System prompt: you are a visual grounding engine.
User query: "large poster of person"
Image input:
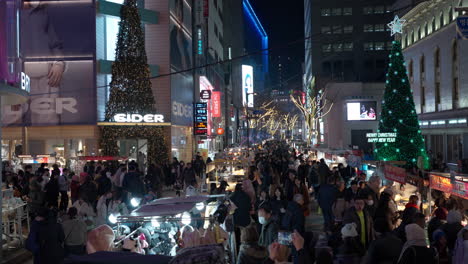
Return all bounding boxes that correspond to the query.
[242,65,254,107]
[2,0,96,126]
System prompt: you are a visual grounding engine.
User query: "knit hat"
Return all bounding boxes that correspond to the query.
[434,207,448,220]
[341,223,358,238]
[447,210,462,224]
[405,223,426,242]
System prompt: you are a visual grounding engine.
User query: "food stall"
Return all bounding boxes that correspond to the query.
[113,195,234,263]
[75,156,128,173]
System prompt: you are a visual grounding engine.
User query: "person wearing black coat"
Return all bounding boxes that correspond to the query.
[45,172,60,208]
[181,163,197,188]
[283,194,305,236]
[284,170,296,201]
[365,218,403,264]
[230,184,252,227]
[122,165,145,198]
[96,171,112,197]
[317,177,338,230]
[37,210,65,264]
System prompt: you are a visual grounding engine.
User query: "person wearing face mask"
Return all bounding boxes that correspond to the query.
[96,191,114,226]
[344,195,375,249]
[358,175,380,218]
[258,203,278,248]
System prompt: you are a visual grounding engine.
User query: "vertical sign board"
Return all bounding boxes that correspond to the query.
[212,91,221,117]
[456,16,468,40]
[194,102,208,135]
[242,65,254,107]
[384,164,406,184]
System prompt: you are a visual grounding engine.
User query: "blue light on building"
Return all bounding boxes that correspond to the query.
[242,0,268,73]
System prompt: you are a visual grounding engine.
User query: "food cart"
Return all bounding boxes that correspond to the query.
[113,195,235,263]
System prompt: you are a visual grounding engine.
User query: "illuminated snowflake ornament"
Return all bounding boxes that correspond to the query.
[387,15,406,36]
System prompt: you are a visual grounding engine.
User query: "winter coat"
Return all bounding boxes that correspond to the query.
[61,218,87,246]
[428,217,446,244]
[397,245,438,264]
[365,232,403,264]
[236,243,268,264]
[96,175,112,197]
[284,178,295,201]
[317,183,338,209]
[335,238,364,264]
[70,180,80,201]
[182,168,197,187]
[283,201,305,235]
[230,190,252,227]
[441,222,463,251]
[318,163,330,184]
[78,180,98,204]
[343,207,375,248]
[122,171,145,197]
[258,218,278,248]
[28,178,44,214]
[37,218,65,264]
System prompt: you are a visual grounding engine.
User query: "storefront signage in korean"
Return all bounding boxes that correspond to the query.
[430,174,468,199]
[366,132,397,143]
[194,102,208,135]
[212,91,221,117]
[384,164,406,184]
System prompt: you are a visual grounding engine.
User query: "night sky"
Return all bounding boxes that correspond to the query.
[250,0,305,87]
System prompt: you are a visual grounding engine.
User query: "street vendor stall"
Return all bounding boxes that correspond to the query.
[113,195,234,263]
[75,156,128,173]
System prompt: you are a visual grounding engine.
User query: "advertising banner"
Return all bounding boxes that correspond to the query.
[346,101,377,121]
[212,91,221,117]
[170,0,193,127]
[242,65,254,107]
[384,164,406,184]
[456,16,468,40]
[2,0,96,126]
[430,174,468,200]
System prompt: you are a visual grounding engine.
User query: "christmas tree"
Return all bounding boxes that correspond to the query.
[100,0,168,164]
[375,40,428,168]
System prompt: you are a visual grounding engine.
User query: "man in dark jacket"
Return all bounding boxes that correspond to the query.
[344,195,375,248]
[78,175,97,205]
[181,163,197,188]
[258,203,278,248]
[23,164,34,196]
[283,194,305,236]
[318,159,330,184]
[365,217,403,264]
[122,165,145,198]
[284,170,296,201]
[230,184,252,227]
[297,160,309,182]
[317,177,338,230]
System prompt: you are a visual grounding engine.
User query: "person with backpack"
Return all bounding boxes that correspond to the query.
[397,223,438,264]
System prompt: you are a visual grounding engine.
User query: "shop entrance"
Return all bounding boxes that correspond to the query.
[118,139,148,172]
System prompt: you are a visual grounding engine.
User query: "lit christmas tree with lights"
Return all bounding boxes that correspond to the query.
[100,0,167,164]
[375,16,428,168]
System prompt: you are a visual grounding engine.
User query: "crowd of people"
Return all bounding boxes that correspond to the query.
[3,141,468,264]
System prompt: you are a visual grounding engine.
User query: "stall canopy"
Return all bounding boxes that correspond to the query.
[78,156,128,161]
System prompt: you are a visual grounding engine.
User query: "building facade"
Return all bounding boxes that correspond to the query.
[402,0,468,164]
[304,0,396,84]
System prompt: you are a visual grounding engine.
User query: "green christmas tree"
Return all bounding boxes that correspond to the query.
[375,40,429,168]
[100,0,168,164]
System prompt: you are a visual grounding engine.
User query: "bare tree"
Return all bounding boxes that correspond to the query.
[290,77,334,146]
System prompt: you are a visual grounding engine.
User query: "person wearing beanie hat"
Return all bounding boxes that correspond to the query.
[431,229,450,264]
[397,223,438,264]
[428,207,448,244]
[336,223,365,263]
[441,210,464,252]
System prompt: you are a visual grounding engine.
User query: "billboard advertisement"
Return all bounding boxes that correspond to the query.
[2,0,96,126]
[346,101,377,121]
[212,91,221,117]
[200,76,213,135]
[0,0,18,84]
[170,0,193,127]
[242,65,254,107]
